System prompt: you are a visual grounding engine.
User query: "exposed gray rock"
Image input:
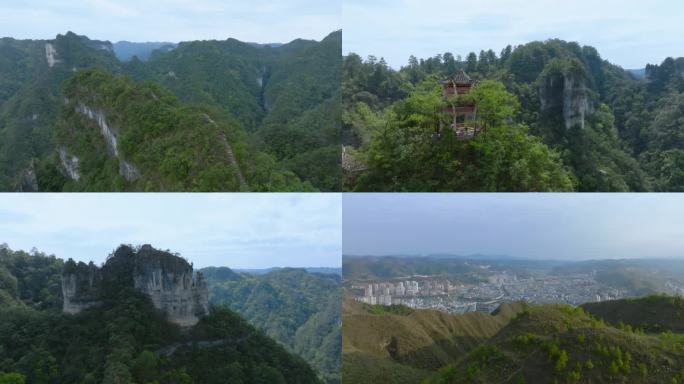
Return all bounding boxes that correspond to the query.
[58,147,81,181]
[562,75,592,130]
[119,160,140,182]
[75,103,119,156]
[539,71,593,130]
[73,102,141,181]
[62,245,209,327]
[16,162,38,192]
[45,43,61,68]
[201,113,248,190]
[62,261,103,314]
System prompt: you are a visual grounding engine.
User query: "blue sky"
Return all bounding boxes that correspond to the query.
[344,0,684,69]
[0,0,340,43]
[343,194,684,260]
[0,194,342,268]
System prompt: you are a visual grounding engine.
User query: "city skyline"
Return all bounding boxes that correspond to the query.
[344,0,684,69]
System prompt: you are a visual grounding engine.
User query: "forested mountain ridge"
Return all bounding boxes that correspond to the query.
[202,266,342,384]
[343,39,683,191]
[0,244,322,384]
[342,294,684,384]
[0,30,341,191]
[342,296,527,384]
[425,298,684,383]
[0,244,63,309]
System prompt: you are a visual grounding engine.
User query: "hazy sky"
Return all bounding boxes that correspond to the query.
[0,194,341,268]
[344,0,684,69]
[343,194,684,260]
[0,0,340,43]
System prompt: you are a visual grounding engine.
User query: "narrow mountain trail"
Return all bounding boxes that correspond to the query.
[201,113,249,191]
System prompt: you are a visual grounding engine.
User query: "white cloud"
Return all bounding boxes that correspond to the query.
[0,0,340,43]
[0,193,342,268]
[344,0,684,69]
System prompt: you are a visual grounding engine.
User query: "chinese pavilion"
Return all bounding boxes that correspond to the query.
[441,70,480,139]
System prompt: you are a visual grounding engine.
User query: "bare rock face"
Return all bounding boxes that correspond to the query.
[62,261,103,314]
[15,161,39,192]
[71,102,140,182]
[132,245,209,327]
[75,102,119,156]
[58,147,81,181]
[45,43,62,68]
[62,245,209,327]
[539,62,594,130]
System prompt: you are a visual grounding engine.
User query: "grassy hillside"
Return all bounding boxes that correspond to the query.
[426,303,684,383]
[345,293,684,383]
[342,297,527,384]
[583,295,684,333]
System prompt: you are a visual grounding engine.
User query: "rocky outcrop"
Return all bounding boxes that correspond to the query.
[119,160,140,182]
[539,59,594,130]
[201,113,248,190]
[58,147,81,181]
[45,43,61,68]
[131,245,209,327]
[15,161,39,192]
[62,261,103,314]
[75,102,119,156]
[72,102,140,182]
[62,245,209,326]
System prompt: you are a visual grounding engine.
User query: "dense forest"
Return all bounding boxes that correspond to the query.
[0,244,322,383]
[343,40,684,191]
[201,267,342,384]
[0,30,341,191]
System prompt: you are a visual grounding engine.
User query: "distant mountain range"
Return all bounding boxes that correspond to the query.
[112,41,177,61]
[627,67,646,79]
[201,266,341,384]
[233,266,342,275]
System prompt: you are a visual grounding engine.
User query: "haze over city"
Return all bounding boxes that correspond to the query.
[343,193,684,260]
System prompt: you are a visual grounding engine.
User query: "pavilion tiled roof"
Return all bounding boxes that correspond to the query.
[444,70,476,85]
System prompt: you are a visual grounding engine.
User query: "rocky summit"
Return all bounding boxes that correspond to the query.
[62,244,209,326]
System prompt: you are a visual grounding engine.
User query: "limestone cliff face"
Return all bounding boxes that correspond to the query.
[131,245,209,326]
[62,261,103,314]
[62,245,209,326]
[16,161,39,192]
[70,102,141,182]
[539,59,594,130]
[58,147,81,181]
